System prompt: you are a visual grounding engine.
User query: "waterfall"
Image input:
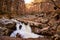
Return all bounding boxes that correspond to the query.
[10,19,44,38]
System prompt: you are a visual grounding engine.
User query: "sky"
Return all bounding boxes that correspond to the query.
[24,0,34,4]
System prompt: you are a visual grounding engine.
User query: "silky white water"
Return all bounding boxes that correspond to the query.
[10,19,44,38]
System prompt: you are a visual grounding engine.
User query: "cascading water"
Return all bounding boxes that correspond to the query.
[10,19,44,38]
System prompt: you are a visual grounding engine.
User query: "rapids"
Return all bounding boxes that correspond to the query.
[10,19,44,38]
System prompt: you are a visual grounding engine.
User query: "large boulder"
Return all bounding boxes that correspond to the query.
[0,18,16,36]
[0,18,16,29]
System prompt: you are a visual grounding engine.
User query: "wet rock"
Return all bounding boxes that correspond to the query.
[0,27,8,36]
[0,18,16,36]
[0,18,16,29]
[32,27,41,33]
[37,18,49,24]
[0,27,6,36]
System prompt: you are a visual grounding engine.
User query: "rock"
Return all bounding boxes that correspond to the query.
[52,34,60,40]
[0,36,23,40]
[0,27,8,36]
[35,12,46,17]
[0,36,51,40]
[32,27,41,33]
[37,18,49,24]
[0,18,16,29]
[25,38,34,40]
[0,27,6,36]
[0,18,16,36]
[57,25,60,34]
[48,19,56,26]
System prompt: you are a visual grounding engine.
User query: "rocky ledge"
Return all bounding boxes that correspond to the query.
[0,36,51,40]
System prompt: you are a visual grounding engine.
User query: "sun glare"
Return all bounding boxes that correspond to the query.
[24,0,34,4]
